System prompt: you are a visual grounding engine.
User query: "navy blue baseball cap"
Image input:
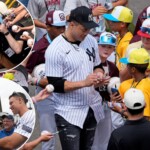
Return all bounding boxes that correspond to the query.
[68,6,98,29]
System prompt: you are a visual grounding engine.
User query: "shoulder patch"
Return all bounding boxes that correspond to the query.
[22,125,32,133]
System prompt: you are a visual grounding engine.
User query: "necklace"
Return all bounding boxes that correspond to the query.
[130,79,143,88]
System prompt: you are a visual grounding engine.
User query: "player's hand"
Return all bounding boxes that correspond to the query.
[83,73,99,87]
[39,132,53,142]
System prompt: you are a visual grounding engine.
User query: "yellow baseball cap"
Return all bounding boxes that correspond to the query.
[120,48,150,64]
[103,6,133,23]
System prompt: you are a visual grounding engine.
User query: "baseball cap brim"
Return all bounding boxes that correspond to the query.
[81,21,99,29]
[137,30,150,38]
[51,22,66,27]
[2,115,14,120]
[103,14,120,22]
[119,57,129,64]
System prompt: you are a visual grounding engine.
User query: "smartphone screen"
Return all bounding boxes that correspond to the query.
[111,88,119,95]
[0,16,3,24]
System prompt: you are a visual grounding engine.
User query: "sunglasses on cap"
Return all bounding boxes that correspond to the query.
[98,34,116,46]
[140,27,150,34]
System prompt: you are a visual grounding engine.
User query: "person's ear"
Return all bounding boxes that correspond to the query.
[131,67,136,73]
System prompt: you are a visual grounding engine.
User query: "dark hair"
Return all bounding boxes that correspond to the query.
[127,107,145,115]
[9,92,28,104]
[128,63,149,73]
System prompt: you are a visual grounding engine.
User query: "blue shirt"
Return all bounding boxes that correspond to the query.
[0,128,14,138]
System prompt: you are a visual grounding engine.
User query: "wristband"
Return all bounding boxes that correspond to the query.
[4,31,10,36]
[32,97,37,104]
[36,78,41,86]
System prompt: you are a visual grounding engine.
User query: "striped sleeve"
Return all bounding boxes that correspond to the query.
[14,110,35,138]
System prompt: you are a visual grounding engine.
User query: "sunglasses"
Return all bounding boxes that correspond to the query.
[99,35,116,45]
[140,27,150,35]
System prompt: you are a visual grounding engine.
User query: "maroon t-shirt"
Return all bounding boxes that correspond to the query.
[96,60,119,101]
[26,34,49,73]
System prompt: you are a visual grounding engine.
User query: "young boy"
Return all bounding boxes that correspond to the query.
[103,6,133,70]
[92,32,120,150]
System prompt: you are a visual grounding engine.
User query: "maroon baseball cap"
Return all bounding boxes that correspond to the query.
[46,10,66,26]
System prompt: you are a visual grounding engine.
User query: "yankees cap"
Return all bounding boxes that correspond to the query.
[68,6,98,29]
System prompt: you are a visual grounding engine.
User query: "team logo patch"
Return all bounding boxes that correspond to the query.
[59,13,65,21]
[22,125,32,133]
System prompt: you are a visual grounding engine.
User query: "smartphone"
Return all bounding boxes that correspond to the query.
[0,16,3,24]
[111,88,120,95]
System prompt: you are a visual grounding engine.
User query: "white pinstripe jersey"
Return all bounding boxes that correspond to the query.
[14,110,35,138]
[45,34,104,128]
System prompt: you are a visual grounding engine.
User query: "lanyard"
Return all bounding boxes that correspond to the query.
[46,33,52,44]
[130,79,142,88]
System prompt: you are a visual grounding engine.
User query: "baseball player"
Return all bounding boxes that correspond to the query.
[0,92,35,149]
[45,6,104,150]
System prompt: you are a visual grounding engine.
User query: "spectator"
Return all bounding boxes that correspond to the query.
[26,10,66,150]
[92,32,119,150]
[120,18,150,81]
[103,6,133,70]
[0,114,15,139]
[107,88,150,150]
[27,0,66,40]
[111,48,150,120]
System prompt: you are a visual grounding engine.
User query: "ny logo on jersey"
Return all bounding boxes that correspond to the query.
[86,47,95,62]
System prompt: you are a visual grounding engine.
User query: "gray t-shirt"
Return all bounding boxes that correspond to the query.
[27,0,66,40]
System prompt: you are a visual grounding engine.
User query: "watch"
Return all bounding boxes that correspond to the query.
[4,31,10,36]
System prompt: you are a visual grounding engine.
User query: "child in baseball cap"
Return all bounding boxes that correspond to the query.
[120,48,150,65]
[103,6,133,23]
[103,6,134,70]
[137,18,150,39]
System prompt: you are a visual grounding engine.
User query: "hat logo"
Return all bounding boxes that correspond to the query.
[88,14,93,21]
[59,13,65,21]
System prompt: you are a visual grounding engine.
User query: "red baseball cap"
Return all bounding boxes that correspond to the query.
[137,18,150,38]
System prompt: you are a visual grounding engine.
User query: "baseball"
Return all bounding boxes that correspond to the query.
[31,27,35,35]
[27,39,34,47]
[23,31,29,36]
[28,74,32,81]
[12,25,18,32]
[46,84,54,93]
[41,130,50,135]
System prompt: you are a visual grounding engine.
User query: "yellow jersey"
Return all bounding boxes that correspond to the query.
[119,78,150,117]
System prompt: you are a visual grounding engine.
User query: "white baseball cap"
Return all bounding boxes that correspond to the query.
[124,88,145,110]
[46,10,66,26]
